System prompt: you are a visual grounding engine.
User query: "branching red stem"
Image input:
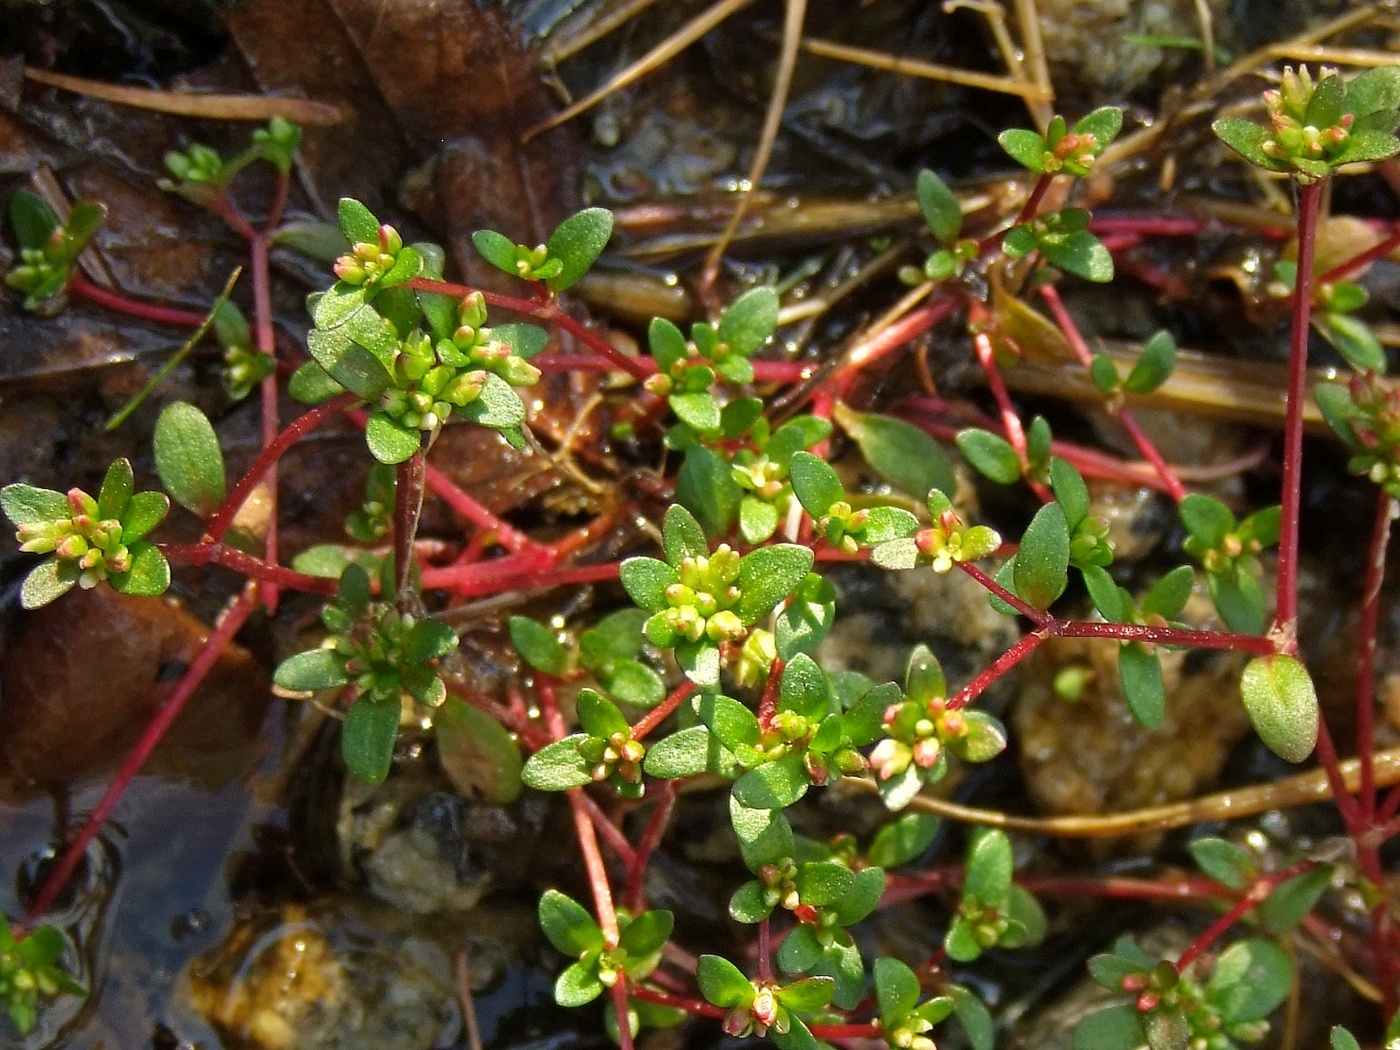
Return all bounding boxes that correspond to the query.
[68,272,209,327]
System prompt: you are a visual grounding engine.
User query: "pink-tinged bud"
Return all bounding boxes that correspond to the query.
[792,904,819,925]
[1120,973,1146,992]
[723,1009,751,1037]
[1136,992,1159,1012]
[939,711,966,737]
[751,987,778,1029]
[883,703,903,725]
[912,737,941,769]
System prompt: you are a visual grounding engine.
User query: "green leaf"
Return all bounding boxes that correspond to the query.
[1240,654,1319,763]
[1014,502,1070,611]
[832,865,886,925]
[643,725,717,779]
[1083,565,1127,623]
[273,648,349,691]
[945,917,984,962]
[874,957,921,1026]
[271,219,349,264]
[789,451,843,516]
[1000,127,1049,172]
[730,879,775,923]
[1212,117,1286,171]
[338,197,380,244]
[776,975,835,1014]
[780,654,831,718]
[509,616,570,675]
[435,696,523,803]
[555,961,606,1007]
[795,861,856,906]
[601,659,666,709]
[472,228,519,274]
[109,541,170,597]
[493,322,550,359]
[539,889,603,955]
[1090,353,1121,394]
[459,372,527,430]
[522,736,594,791]
[1144,1004,1189,1050]
[718,287,780,357]
[1049,457,1090,527]
[1188,837,1255,890]
[59,200,106,259]
[620,557,678,614]
[905,644,946,702]
[696,955,753,1009]
[699,693,762,759]
[97,458,135,521]
[732,795,795,870]
[670,391,722,433]
[10,189,59,248]
[288,360,347,404]
[963,827,1013,905]
[1004,884,1047,947]
[660,503,707,564]
[1209,938,1292,1022]
[577,688,630,738]
[620,909,674,960]
[840,408,957,500]
[956,428,1022,485]
[1142,565,1194,620]
[1259,865,1331,934]
[1316,312,1386,373]
[1208,570,1267,635]
[1041,230,1114,282]
[737,545,814,624]
[948,984,994,1050]
[1180,493,1233,546]
[364,411,422,464]
[1118,642,1165,729]
[120,490,169,542]
[916,169,962,244]
[738,497,780,544]
[1073,105,1123,145]
[868,813,941,869]
[733,754,810,809]
[546,207,614,292]
[1073,1004,1146,1050]
[775,572,837,660]
[342,695,400,784]
[650,316,690,371]
[677,447,741,539]
[1,483,69,527]
[1330,1027,1362,1050]
[1124,330,1176,394]
[677,639,721,688]
[1346,66,1400,119]
[153,402,227,516]
[777,925,824,974]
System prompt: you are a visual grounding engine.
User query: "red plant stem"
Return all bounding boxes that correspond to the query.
[958,562,1045,624]
[1036,284,1186,502]
[160,541,336,593]
[898,399,1199,495]
[832,296,959,390]
[1314,717,1363,835]
[205,393,357,542]
[970,329,1037,492]
[394,451,427,600]
[810,1024,881,1039]
[950,630,1047,709]
[532,353,812,384]
[633,681,697,741]
[419,557,619,596]
[1175,883,1270,973]
[629,984,727,1019]
[1356,493,1395,823]
[1088,214,1206,237]
[263,170,290,233]
[68,272,209,327]
[250,231,282,612]
[24,584,260,924]
[1017,874,1221,901]
[1275,180,1323,638]
[421,460,539,554]
[568,789,620,946]
[1316,223,1400,286]
[756,658,786,732]
[444,682,549,749]
[1378,780,1400,824]
[626,780,678,912]
[576,791,637,866]
[611,982,636,1050]
[757,919,773,982]
[1052,620,1278,653]
[406,276,651,382]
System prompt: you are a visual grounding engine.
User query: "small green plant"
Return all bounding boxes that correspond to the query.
[0,918,83,1036]
[4,192,105,313]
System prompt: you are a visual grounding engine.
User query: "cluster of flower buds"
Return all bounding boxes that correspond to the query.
[440,292,540,388]
[163,143,225,186]
[381,330,488,432]
[913,493,1001,573]
[1342,372,1400,494]
[1260,67,1352,162]
[16,489,130,588]
[661,547,745,644]
[869,690,968,782]
[578,730,646,788]
[333,224,406,288]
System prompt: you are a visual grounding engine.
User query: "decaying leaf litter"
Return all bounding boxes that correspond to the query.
[2,0,1400,1047]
